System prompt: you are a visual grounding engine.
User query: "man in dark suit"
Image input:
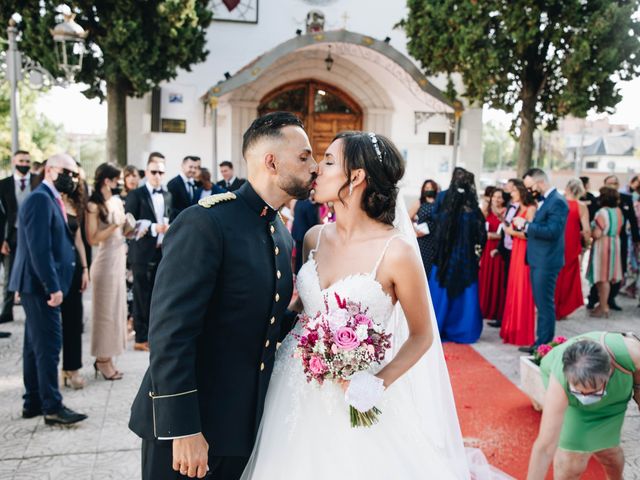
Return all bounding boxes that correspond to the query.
[167,155,201,220]
[216,161,246,191]
[9,153,87,425]
[586,175,640,310]
[291,198,320,273]
[0,150,41,326]
[512,168,568,352]
[125,155,173,352]
[579,176,598,222]
[129,112,318,480]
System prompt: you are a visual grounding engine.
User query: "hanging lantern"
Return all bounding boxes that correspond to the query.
[50,7,87,82]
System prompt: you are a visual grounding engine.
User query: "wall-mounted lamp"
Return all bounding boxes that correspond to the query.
[324,45,334,71]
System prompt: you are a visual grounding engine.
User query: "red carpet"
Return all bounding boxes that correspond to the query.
[444,343,605,479]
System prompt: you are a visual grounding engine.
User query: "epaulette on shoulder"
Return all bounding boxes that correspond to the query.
[198,191,236,208]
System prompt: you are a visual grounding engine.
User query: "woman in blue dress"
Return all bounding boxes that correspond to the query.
[429,167,486,343]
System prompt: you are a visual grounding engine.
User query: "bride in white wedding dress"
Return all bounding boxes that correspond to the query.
[241,131,509,480]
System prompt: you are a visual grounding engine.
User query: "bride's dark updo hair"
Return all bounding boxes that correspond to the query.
[333,131,405,225]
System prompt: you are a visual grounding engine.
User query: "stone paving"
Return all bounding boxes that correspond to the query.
[0,287,638,479]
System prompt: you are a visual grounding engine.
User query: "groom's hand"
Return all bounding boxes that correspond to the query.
[172,433,209,478]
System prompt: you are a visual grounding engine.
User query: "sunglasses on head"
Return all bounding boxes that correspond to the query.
[149,170,165,176]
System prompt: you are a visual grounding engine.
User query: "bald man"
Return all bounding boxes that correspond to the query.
[130,112,317,480]
[9,154,87,425]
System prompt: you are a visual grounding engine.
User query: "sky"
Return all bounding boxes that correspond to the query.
[37,76,640,135]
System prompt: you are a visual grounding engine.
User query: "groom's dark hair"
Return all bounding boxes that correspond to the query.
[242,112,305,156]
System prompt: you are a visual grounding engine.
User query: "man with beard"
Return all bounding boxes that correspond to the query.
[515,168,568,354]
[129,112,317,480]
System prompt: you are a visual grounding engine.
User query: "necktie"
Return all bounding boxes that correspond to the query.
[19,178,26,192]
[152,189,163,195]
[226,181,231,188]
[188,181,194,201]
[55,197,68,223]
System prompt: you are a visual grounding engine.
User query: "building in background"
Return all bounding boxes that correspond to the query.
[125,0,483,195]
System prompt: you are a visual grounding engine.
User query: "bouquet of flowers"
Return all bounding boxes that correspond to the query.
[532,335,568,365]
[294,293,392,427]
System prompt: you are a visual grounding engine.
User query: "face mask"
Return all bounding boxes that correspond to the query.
[570,385,607,405]
[111,186,122,196]
[424,190,437,198]
[53,172,76,195]
[15,165,30,175]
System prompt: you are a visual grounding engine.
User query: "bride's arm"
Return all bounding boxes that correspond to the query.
[375,240,434,388]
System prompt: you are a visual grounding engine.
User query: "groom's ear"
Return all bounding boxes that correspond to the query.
[264,153,277,174]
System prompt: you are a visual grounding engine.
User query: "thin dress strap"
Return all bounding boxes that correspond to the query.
[309,223,327,260]
[371,234,404,277]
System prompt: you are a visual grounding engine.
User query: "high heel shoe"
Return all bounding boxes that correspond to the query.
[589,308,609,318]
[93,360,123,381]
[62,370,86,389]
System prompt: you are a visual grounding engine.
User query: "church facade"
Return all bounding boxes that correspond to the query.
[126,0,483,193]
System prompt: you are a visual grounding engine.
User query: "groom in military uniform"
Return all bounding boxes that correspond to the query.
[129,112,317,479]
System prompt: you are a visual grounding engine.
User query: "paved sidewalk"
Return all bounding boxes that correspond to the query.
[0,290,638,479]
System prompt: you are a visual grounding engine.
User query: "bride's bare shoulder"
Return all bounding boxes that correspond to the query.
[384,233,421,268]
[303,224,326,251]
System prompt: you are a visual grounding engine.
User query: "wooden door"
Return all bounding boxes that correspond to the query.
[259,80,362,159]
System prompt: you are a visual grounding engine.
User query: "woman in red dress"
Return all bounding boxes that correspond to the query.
[501,180,537,346]
[479,188,507,321]
[555,178,591,319]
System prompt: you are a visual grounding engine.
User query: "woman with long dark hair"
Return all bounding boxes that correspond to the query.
[60,165,90,389]
[86,163,127,381]
[501,179,537,345]
[428,167,487,343]
[408,179,439,277]
[478,187,507,322]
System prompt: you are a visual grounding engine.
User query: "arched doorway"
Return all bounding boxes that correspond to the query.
[258,80,363,157]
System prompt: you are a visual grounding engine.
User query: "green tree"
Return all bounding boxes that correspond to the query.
[1,1,212,165]
[398,0,640,176]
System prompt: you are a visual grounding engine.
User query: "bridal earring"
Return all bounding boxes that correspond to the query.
[348,182,354,196]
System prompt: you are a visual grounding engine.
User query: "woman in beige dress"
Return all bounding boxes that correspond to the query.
[85,163,127,380]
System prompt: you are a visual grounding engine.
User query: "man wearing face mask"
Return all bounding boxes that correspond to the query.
[0,150,41,331]
[527,331,640,480]
[9,153,87,425]
[515,169,568,353]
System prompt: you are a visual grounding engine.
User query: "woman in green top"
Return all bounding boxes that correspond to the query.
[527,331,640,480]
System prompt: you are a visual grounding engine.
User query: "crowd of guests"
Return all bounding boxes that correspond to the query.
[0,149,245,424]
[411,167,640,355]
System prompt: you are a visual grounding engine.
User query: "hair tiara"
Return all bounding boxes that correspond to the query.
[367,132,383,163]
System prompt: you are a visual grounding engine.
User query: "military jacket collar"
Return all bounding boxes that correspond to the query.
[237,182,278,222]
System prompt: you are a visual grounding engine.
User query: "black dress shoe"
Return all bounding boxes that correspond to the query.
[609,303,622,311]
[518,345,535,354]
[0,315,13,324]
[22,407,42,419]
[487,320,501,328]
[586,302,595,310]
[44,406,88,426]
[0,331,11,338]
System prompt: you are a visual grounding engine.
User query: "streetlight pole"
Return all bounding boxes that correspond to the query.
[7,18,21,153]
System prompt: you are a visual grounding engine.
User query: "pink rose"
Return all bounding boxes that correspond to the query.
[553,336,567,344]
[334,326,360,351]
[536,344,552,357]
[309,356,327,375]
[354,314,373,328]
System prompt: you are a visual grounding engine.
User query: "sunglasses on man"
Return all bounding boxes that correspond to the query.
[149,170,165,176]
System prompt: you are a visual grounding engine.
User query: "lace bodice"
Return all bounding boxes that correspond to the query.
[296,225,400,328]
[296,257,395,328]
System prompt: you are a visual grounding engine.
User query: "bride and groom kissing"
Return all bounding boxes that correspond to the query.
[129,112,481,479]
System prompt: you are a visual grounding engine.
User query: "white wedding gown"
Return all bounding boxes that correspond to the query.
[241,232,474,479]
